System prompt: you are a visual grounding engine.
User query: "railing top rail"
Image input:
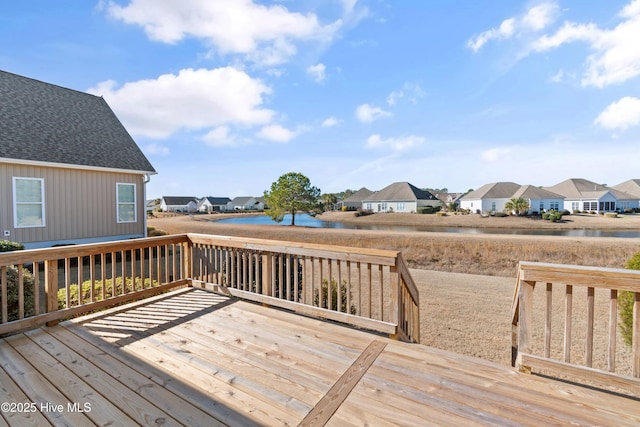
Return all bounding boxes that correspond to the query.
[518,261,640,291]
[187,233,401,266]
[0,234,190,264]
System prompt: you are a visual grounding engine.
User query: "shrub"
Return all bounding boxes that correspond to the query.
[0,240,24,253]
[605,212,618,218]
[542,210,563,222]
[0,266,36,321]
[418,206,434,214]
[58,277,158,310]
[561,210,571,216]
[147,226,167,237]
[314,279,356,314]
[436,211,447,217]
[573,210,581,214]
[620,253,640,346]
[494,212,508,217]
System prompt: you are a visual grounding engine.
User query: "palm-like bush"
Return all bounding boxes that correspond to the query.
[504,197,529,216]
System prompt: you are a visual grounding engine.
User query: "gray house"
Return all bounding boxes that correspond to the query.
[0,70,156,249]
[612,179,640,211]
[362,182,440,213]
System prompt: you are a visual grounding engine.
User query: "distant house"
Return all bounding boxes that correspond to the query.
[254,196,267,211]
[612,179,640,211]
[197,197,231,213]
[0,70,156,249]
[433,192,464,209]
[459,182,564,214]
[338,188,374,211]
[544,178,637,213]
[362,182,440,213]
[227,196,260,211]
[160,196,198,213]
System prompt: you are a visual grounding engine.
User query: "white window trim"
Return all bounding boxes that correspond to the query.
[12,177,45,228]
[116,182,137,223]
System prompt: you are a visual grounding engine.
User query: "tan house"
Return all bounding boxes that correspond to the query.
[0,70,156,248]
[545,178,637,213]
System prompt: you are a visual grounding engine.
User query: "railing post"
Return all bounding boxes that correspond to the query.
[183,238,193,283]
[634,291,640,378]
[45,260,59,326]
[389,265,400,340]
[262,253,273,296]
[516,279,535,373]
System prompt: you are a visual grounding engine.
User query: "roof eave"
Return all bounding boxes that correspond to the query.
[0,157,157,176]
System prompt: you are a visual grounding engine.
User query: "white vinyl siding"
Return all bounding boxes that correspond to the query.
[117,182,136,223]
[13,177,45,227]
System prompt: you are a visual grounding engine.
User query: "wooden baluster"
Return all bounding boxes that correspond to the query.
[564,285,573,363]
[586,287,595,367]
[545,283,552,359]
[609,289,617,372]
[45,259,59,326]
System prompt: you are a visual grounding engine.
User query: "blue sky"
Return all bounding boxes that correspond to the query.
[2,1,640,199]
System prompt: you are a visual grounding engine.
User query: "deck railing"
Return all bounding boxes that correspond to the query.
[512,261,640,395]
[188,233,420,342]
[0,233,420,342]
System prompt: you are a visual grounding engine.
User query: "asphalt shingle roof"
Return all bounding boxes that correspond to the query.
[365,182,438,202]
[0,70,155,173]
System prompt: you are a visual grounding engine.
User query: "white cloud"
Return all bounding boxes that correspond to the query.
[106,0,342,66]
[203,125,238,147]
[594,96,640,131]
[468,2,559,52]
[366,134,424,151]
[87,67,274,139]
[322,116,341,127]
[387,83,426,105]
[307,63,326,82]
[355,103,392,123]
[532,1,640,87]
[144,143,170,156]
[255,124,297,142]
[481,147,513,162]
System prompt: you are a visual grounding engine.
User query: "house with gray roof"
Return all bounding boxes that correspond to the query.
[459,182,564,214]
[612,179,640,211]
[227,196,263,211]
[197,196,232,212]
[544,178,638,213]
[0,70,156,248]
[362,182,440,213]
[338,187,374,211]
[160,196,198,213]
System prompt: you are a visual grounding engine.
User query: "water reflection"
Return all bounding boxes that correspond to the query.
[214,213,640,238]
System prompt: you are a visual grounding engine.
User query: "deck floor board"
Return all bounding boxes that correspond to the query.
[1,288,640,426]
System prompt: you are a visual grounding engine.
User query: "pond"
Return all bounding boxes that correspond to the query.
[214,213,640,238]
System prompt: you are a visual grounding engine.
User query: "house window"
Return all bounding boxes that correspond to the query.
[571,202,580,211]
[491,202,496,212]
[398,202,406,212]
[550,201,559,211]
[583,201,597,211]
[539,201,544,212]
[117,183,136,223]
[13,177,45,227]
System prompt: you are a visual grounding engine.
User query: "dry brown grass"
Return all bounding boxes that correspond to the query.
[150,213,640,277]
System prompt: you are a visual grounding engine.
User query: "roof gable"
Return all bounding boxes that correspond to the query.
[462,182,521,200]
[512,185,564,200]
[0,70,155,173]
[365,182,437,202]
[343,187,374,203]
[162,196,197,206]
[546,178,636,200]
[612,179,640,198]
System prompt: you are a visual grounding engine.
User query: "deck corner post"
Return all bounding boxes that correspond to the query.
[44,259,59,326]
[262,253,273,296]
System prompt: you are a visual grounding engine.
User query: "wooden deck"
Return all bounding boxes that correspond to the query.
[1,288,640,426]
